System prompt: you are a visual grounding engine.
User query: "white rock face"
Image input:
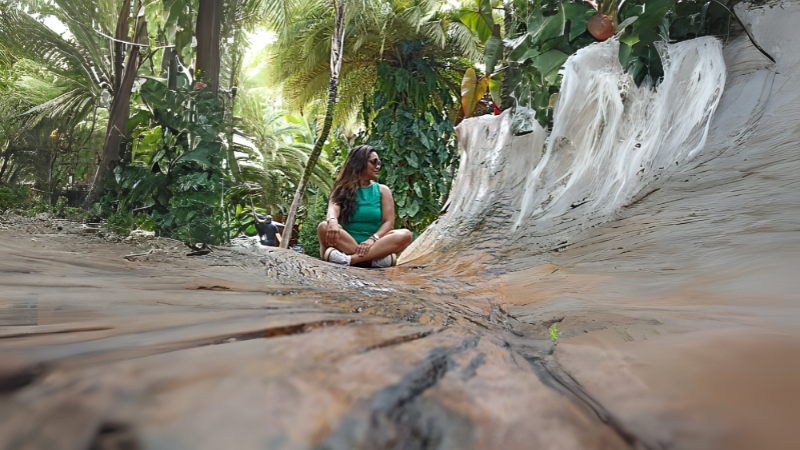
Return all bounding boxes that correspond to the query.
[403,37,727,264]
[515,37,725,229]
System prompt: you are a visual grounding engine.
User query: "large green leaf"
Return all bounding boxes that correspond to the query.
[395,68,410,93]
[488,74,502,106]
[508,38,531,62]
[407,152,420,168]
[563,2,595,41]
[532,50,569,80]
[484,25,503,73]
[534,6,566,44]
[407,200,420,218]
[634,0,674,30]
[459,0,495,44]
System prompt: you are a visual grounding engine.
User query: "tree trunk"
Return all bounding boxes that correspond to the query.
[280,0,345,249]
[86,3,146,202]
[87,46,140,201]
[7,161,23,184]
[113,0,132,94]
[225,1,241,183]
[196,0,223,96]
[167,47,178,90]
[0,152,10,182]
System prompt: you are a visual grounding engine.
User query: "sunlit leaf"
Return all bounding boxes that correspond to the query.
[489,75,502,106]
[461,68,490,117]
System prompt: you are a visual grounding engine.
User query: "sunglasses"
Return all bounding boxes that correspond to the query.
[368,158,382,167]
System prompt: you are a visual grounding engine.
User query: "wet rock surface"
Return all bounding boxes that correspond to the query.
[2,4,800,449]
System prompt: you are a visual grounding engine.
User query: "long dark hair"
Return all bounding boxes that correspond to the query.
[331,145,375,225]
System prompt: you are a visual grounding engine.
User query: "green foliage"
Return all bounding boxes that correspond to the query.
[112,78,227,244]
[268,0,481,128]
[298,194,327,259]
[0,184,29,211]
[365,43,458,231]
[227,203,270,238]
[549,323,558,340]
[106,209,155,236]
[505,0,736,128]
[51,196,82,219]
[459,0,497,43]
[233,91,334,214]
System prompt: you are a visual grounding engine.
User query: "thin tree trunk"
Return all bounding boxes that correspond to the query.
[113,0,132,94]
[0,150,11,182]
[196,0,223,96]
[280,0,345,249]
[225,2,241,183]
[87,3,146,202]
[88,45,140,200]
[167,47,178,90]
[8,162,23,185]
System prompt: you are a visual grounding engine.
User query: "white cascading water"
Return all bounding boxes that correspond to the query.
[402,37,727,263]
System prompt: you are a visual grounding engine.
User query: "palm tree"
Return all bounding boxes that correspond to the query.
[0,5,105,139]
[0,0,148,198]
[234,90,334,213]
[266,0,480,127]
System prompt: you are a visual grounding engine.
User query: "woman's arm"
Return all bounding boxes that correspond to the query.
[326,202,341,222]
[325,201,342,247]
[376,184,395,237]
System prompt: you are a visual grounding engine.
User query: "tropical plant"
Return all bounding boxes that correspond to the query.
[234,90,334,214]
[279,0,345,248]
[495,0,746,128]
[265,0,480,128]
[0,0,150,199]
[364,48,457,232]
[297,193,327,258]
[458,0,504,118]
[113,78,227,243]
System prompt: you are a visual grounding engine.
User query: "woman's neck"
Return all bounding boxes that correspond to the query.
[358,177,372,187]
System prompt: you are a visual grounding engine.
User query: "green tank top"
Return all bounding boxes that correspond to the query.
[343,182,382,244]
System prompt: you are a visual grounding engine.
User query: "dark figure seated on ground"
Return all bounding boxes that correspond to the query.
[318,145,412,268]
[255,214,281,247]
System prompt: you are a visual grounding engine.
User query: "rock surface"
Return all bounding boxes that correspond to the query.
[1,3,799,450]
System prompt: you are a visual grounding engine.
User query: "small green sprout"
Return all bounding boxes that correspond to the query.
[549,323,558,340]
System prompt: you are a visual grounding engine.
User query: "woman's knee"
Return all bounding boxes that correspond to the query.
[317,221,328,234]
[396,228,412,246]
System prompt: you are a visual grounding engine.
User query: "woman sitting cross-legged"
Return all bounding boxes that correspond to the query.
[318,145,412,267]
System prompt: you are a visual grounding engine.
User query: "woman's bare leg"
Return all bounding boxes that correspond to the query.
[349,229,412,265]
[317,221,359,256]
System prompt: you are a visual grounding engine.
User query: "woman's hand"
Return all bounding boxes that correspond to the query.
[356,239,374,257]
[326,220,341,247]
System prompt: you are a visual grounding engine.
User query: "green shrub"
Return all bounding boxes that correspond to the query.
[106,209,135,235]
[298,194,327,259]
[51,197,82,219]
[0,185,30,211]
[106,208,156,236]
